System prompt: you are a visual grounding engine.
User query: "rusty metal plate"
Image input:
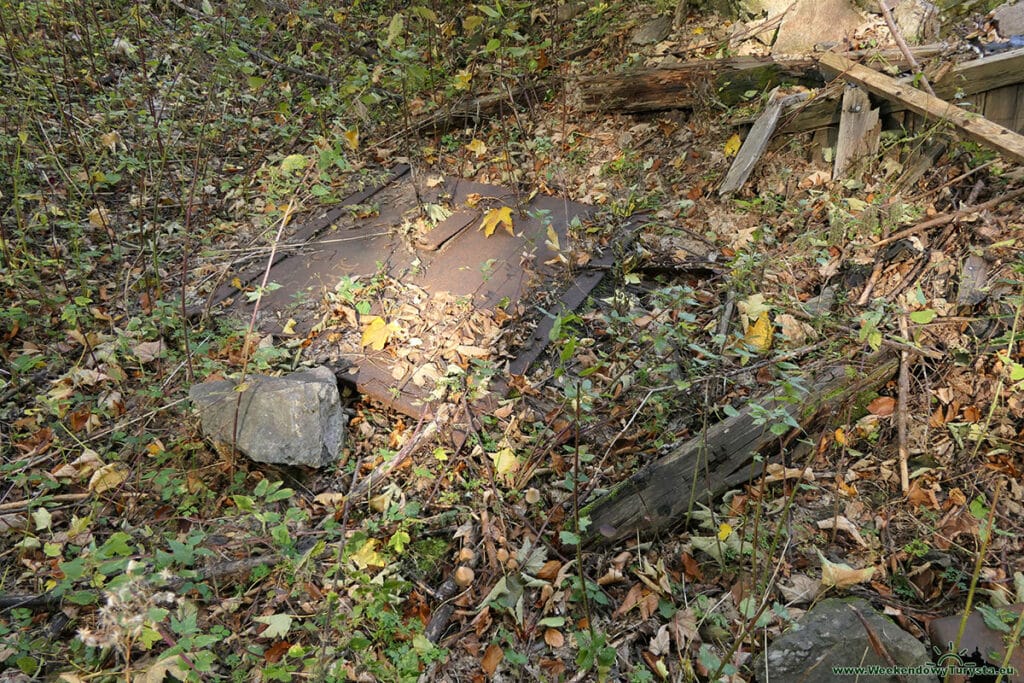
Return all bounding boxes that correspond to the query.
[226,168,624,417]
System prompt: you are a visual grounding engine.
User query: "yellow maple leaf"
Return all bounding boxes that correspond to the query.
[717,522,733,541]
[361,316,396,351]
[453,69,472,91]
[479,206,514,237]
[350,538,386,569]
[743,311,773,353]
[465,138,487,158]
[724,133,742,158]
[343,127,359,151]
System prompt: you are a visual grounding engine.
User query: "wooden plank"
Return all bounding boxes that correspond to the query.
[719,89,809,195]
[581,352,898,547]
[934,48,1024,101]
[775,48,1024,136]
[981,84,1021,132]
[833,85,880,179]
[818,52,1024,164]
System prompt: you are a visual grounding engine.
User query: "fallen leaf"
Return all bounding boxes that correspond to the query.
[254,613,292,639]
[743,311,773,353]
[343,128,359,151]
[132,340,165,363]
[88,462,128,494]
[466,138,487,158]
[816,515,869,548]
[867,396,896,417]
[88,207,110,229]
[349,538,386,569]
[544,628,564,648]
[723,133,741,158]
[479,206,514,237]
[361,316,397,351]
[491,447,519,484]
[818,550,875,589]
[481,643,503,676]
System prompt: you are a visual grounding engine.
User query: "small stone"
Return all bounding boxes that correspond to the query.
[631,15,673,45]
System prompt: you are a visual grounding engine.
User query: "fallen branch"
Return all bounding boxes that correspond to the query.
[869,185,1024,249]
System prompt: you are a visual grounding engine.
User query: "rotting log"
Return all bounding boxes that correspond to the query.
[579,46,944,114]
[580,56,821,112]
[581,351,898,547]
[819,52,1024,163]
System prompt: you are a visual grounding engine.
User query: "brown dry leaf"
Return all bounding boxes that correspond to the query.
[867,396,896,417]
[481,643,503,676]
[764,463,815,483]
[818,550,875,589]
[133,340,165,363]
[313,492,346,508]
[88,462,129,494]
[671,607,699,650]
[800,170,830,189]
[88,206,110,229]
[907,479,940,510]
[613,583,646,618]
[536,560,562,582]
[649,624,671,656]
[817,515,870,548]
[543,629,564,648]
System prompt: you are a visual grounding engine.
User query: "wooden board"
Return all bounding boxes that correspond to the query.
[581,352,898,547]
[934,47,1024,101]
[833,85,880,179]
[719,89,809,194]
[818,52,1024,163]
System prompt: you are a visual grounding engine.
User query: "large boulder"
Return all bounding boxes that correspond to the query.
[189,365,346,468]
[771,0,866,54]
[752,597,931,682]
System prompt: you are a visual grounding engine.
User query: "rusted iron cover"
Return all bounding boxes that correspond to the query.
[229,169,616,417]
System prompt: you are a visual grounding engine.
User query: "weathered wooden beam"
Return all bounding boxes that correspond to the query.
[833,85,880,178]
[579,46,945,114]
[579,56,822,113]
[719,89,809,194]
[818,52,1024,163]
[581,352,898,547]
[934,47,1024,100]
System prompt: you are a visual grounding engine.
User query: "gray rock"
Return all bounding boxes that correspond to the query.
[994,1,1024,36]
[893,0,940,44]
[631,15,673,45]
[772,0,865,54]
[189,366,346,468]
[752,597,930,682]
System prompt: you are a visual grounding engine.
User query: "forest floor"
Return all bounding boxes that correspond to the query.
[1,1,1023,681]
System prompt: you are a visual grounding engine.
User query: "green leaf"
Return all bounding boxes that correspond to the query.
[388,530,411,553]
[386,13,405,44]
[254,613,293,639]
[909,309,937,324]
[280,154,307,173]
[559,530,580,546]
[1010,362,1024,381]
